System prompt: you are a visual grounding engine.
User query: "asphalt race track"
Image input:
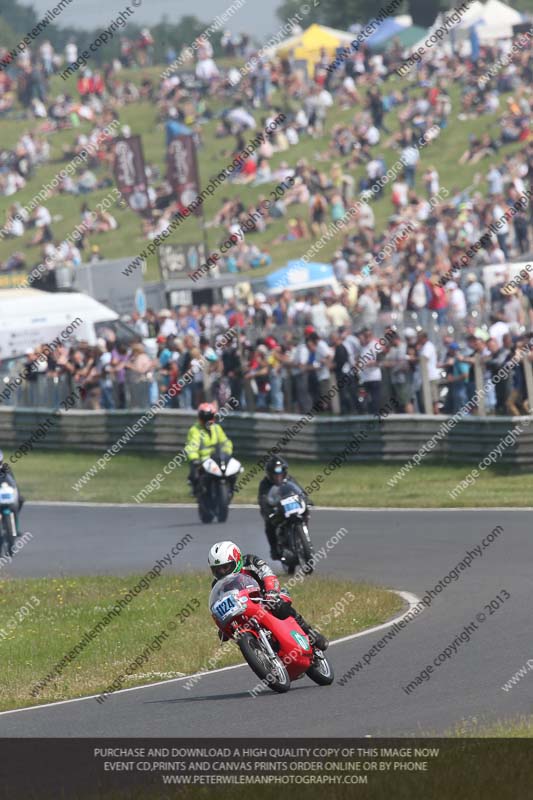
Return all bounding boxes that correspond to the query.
[0,503,530,737]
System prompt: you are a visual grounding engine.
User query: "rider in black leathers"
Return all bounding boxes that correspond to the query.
[257,456,308,561]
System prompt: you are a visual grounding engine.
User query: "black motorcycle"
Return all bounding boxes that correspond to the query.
[197,446,243,524]
[266,480,314,574]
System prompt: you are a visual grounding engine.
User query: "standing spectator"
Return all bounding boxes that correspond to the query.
[485,336,512,415]
[331,329,353,414]
[513,203,530,254]
[427,275,448,325]
[98,340,115,410]
[245,344,270,411]
[501,286,525,333]
[492,196,510,259]
[487,164,504,196]
[309,193,328,237]
[446,281,467,325]
[358,328,382,414]
[305,332,332,411]
[221,338,243,408]
[178,335,194,409]
[416,330,440,414]
[65,40,78,69]
[401,143,420,188]
[445,343,470,414]
[465,272,485,315]
[289,334,312,414]
[383,330,413,413]
[367,87,388,133]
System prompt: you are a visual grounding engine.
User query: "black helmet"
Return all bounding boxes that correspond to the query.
[265,455,288,485]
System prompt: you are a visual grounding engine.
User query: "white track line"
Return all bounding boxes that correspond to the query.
[26,502,533,512]
[0,590,420,717]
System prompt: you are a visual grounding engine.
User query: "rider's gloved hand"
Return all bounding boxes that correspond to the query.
[264,591,281,609]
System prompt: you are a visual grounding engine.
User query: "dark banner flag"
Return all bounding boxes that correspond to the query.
[113,135,152,218]
[166,135,201,217]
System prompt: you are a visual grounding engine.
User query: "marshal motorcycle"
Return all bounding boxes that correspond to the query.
[266,479,314,574]
[197,445,243,524]
[209,573,334,693]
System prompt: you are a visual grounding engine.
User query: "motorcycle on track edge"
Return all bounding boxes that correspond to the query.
[209,573,334,693]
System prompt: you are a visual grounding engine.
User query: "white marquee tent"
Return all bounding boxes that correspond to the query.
[468,0,523,42]
[409,0,523,54]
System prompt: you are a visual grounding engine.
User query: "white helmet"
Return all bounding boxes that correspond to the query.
[208,541,243,580]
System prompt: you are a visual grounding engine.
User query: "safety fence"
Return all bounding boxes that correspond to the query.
[2,408,533,466]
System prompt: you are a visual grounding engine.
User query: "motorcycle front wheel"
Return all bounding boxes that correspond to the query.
[293,521,314,574]
[197,481,214,524]
[1,514,15,557]
[238,632,290,693]
[306,652,334,685]
[216,482,230,523]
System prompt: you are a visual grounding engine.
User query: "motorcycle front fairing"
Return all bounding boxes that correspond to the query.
[209,574,261,631]
[267,481,307,518]
[202,457,223,477]
[0,482,18,515]
[254,606,313,677]
[224,457,243,477]
[202,454,242,478]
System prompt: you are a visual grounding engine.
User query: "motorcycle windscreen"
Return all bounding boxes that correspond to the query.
[268,480,305,515]
[209,573,261,610]
[267,480,302,502]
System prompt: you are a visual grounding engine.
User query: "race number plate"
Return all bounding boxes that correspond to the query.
[213,595,237,620]
[281,495,302,516]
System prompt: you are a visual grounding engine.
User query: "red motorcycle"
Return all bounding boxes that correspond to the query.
[209,573,334,693]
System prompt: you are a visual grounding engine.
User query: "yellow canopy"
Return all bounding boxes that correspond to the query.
[271,23,354,68]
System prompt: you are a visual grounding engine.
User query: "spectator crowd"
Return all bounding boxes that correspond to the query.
[1,16,533,417]
[9,289,533,418]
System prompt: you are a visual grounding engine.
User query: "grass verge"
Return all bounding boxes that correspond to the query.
[0,573,402,711]
[7,449,533,507]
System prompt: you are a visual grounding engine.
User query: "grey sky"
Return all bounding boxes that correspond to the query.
[29,0,280,40]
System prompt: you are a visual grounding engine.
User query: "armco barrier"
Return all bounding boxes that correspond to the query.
[2,409,533,467]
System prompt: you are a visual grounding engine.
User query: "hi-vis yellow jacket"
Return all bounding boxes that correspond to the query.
[185,423,233,463]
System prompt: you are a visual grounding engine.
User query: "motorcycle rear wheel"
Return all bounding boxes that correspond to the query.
[238,632,290,693]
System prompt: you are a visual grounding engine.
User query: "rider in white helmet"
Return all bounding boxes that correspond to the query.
[208,540,328,651]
